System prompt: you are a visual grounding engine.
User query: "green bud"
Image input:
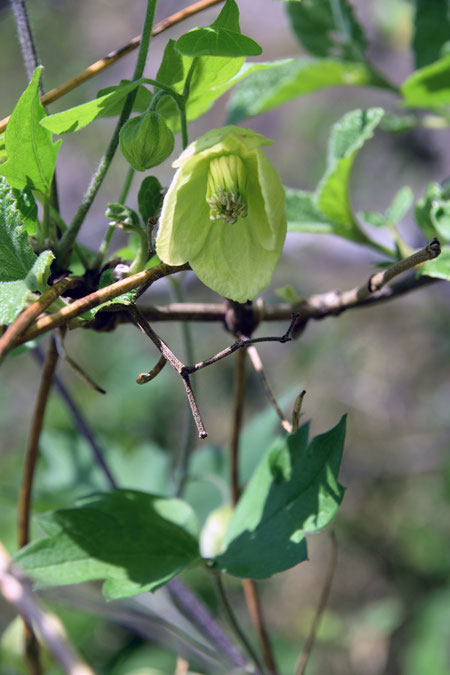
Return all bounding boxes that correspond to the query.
[119,112,174,172]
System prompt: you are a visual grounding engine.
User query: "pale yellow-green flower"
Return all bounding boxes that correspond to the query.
[156,126,286,302]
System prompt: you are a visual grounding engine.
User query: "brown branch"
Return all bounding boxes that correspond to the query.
[0,277,76,365]
[295,532,338,675]
[14,263,188,347]
[128,306,207,439]
[0,0,224,134]
[113,267,439,329]
[17,336,59,674]
[0,541,94,675]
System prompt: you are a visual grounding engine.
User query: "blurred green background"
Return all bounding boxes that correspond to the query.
[1,1,449,673]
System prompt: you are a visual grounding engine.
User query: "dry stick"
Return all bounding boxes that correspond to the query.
[229,346,279,675]
[295,532,338,675]
[17,336,59,675]
[0,541,94,675]
[13,241,439,349]
[246,344,292,433]
[0,277,77,365]
[14,263,188,347]
[128,306,208,439]
[0,0,224,134]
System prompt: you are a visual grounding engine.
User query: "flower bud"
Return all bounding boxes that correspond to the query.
[119,112,174,172]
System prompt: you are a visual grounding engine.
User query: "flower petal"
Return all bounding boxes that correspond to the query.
[156,157,210,265]
[190,211,285,302]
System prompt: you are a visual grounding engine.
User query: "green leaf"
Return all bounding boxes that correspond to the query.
[40,79,145,134]
[286,188,342,234]
[214,417,346,578]
[418,245,450,280]
[176,0,262,58]
[227,57,370,122]
[95,80,153,117]
[156,40,282,132]
[402,54,450,108]
[15,489,201,600]
[316,108,384,240]
[0,178,54,324]
[286,0,368,61]
[415,180,450,242]
[138,176,163,222]
[176,27,262,58]
[412,0,450,69]
[0,178,37,282]
[386,186,414,223]
[0,132,6,164]
[11,187,38,235]
[0,67,61,195]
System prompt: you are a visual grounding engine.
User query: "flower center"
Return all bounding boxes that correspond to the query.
[206,154,248,224]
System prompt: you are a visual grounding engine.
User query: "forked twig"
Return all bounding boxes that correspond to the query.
[128,306,207,439]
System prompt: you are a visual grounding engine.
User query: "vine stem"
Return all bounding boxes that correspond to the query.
[17,336,59,675]
[295,532,338,675]
[229,343,279,674]
[214,573,265,674]
[56,0,159,266]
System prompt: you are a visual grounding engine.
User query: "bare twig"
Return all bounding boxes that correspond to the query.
[0,277,76,365]
[54,330,106,394]
[0,541,94,675]
[295,532,338,675]
[17,336,59,674]
[0,0,224,134]
[128,306,207,439]
[136,354,167,384]
[247,345,292,433]
[184,316,298,376]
